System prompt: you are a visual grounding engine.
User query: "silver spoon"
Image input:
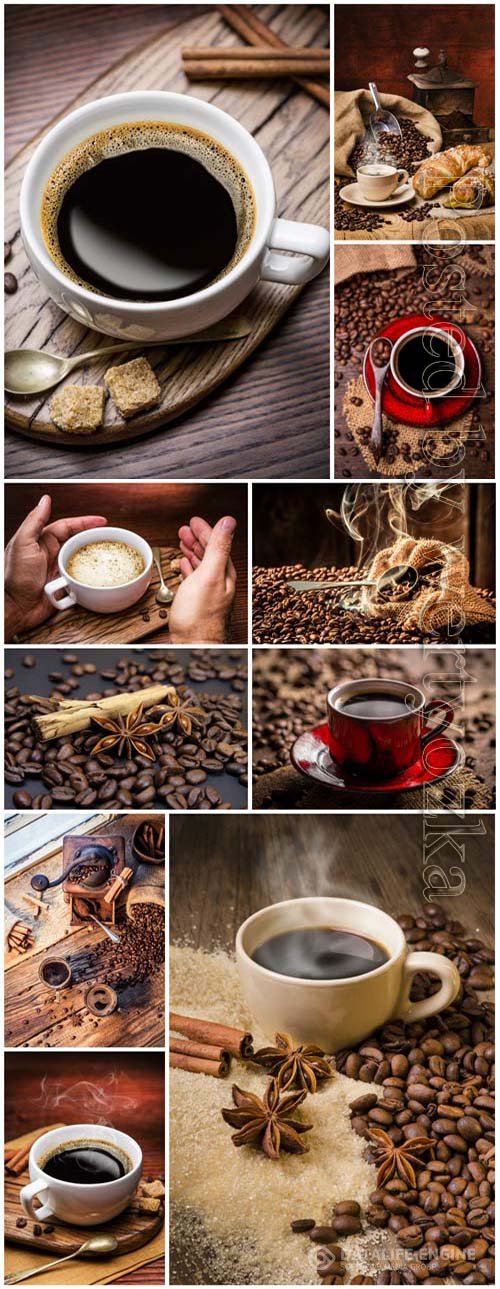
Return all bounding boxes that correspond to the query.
[152,547,174,605]
[4,320,253,396]
[369,337,393,463]
[5,1233,119,1283]
[287,565,419,594]
[88,913,122,944]
[368,82,402,140]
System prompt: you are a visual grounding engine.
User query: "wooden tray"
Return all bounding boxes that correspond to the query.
[5,6,330,446]
[17,547,181,645]
[5,1140,164,1256]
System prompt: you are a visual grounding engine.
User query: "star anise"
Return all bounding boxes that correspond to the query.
[152,691,205,736]
[367,1127,434,1188]
[91,704,165,762]
[253,1032,334,1093]
[221,1079,312,1160]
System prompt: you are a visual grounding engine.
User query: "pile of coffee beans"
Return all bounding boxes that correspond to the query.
[337,905,494,1284]
[252,565,495,646]
[4,651,248,811]
[349,120,433,174]
[83,903,164,991]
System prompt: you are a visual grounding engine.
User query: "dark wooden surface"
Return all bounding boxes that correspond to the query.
[334,249,495,480]
[4,813,165,1050]
[252,482,497,590]
[5,482,248,644]
[4,4,330,481]
[334,3,495,126]
[170,811,494,949]
[4,1052,165,1285]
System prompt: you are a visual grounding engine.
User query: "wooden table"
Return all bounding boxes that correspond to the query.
[334,247,495,480]
[170,810,494,949]
[334,205,495,242]
[4,4,330,481]
[4,1051,165,1285]
[4,813,165,1049]
[5,482,248,644]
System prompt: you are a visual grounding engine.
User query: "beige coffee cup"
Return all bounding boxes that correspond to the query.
[356,163,409,201]
[236,896,461,1052]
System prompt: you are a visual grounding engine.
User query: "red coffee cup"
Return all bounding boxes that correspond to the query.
[326,679,454,780]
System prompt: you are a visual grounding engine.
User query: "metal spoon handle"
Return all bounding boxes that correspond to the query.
[369,82,381,111]
[288,579,376,592]
[5,1245,85,1283]
[65,342,143,370]
[152,547,167,589]
[88,913,121,943]
[370,375,384,463]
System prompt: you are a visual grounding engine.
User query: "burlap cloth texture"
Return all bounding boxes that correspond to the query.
[343,374,475,476]
[334,90,442,177]
[253,762,492,812]
[334,244,416,285]
[358,535,495,633]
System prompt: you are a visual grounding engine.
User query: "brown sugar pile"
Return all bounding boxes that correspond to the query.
[170,945,385,1285]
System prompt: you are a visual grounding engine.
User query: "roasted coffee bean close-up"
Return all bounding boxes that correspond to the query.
[4,649,248,811]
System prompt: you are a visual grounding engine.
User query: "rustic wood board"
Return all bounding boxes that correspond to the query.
[5,1151,164,1256]
[5,6,330,446]
[4,814,165,1049]
[334,208,495,241]
[17,547,181,646]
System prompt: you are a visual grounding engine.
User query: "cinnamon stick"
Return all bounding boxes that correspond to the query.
[184,57,329,81]
[170,1036,231,1072]
[169,1051,229,1078]
[5,1123,67,1175]
[183,44,329,59]
[31,684,175,742]
[104,866,134,904]
[217,5,330,109]
[170,1011,253,1059]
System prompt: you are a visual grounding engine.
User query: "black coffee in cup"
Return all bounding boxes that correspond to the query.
[41,1140,130,1184]
[336,690,417,719]
[395,333,457,394]
[252,927,388,980]
[41,122,256,301]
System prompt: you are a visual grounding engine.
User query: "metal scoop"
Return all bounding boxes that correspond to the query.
[368,82,402,142]
[287,564,419,594]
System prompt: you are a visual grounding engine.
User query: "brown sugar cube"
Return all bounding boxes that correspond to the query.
[51,384,105,434]
[104,356,161,419]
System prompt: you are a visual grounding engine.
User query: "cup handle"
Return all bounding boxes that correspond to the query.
[20,1178,54,1222]
[44,575,77,612]
[396,169,409,187]
[396,951,461,1024]
[261,217,330,286]
[421,699,454,747]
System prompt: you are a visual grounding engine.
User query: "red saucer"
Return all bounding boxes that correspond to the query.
[291,723,460,794]
[363,313,482,428]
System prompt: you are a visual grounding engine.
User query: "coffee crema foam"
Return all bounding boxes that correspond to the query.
[40,120,256,297]
[67,541,145,587]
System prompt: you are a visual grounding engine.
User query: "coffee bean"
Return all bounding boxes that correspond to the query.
[290,1218,316,1232]
[13,789,33,808]
[310,1226,338,1243]
[5,271,17,293]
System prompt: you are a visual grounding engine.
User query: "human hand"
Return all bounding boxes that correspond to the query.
[168,515,237,644]
[4,494,107,640]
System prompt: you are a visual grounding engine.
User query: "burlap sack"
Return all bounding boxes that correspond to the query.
[334,244,416,285]
[335,90,442,178]
[362,535,495,633]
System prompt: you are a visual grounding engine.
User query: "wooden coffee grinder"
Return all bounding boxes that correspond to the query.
[31,835,126,926]
[407,48,488,148]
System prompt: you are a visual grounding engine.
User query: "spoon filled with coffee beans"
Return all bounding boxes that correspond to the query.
[287,564,419,595]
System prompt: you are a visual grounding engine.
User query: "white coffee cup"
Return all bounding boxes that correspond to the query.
[20,90,330,341]
[391,325,465,399]
[356,163,409,201]
[20,1124,142,1226]
[236,896,461,1052]
[44,526,153,614]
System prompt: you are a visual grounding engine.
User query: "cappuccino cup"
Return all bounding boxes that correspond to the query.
[20,91,330,341]
[326,679,454,780]
[44,526,153,614]
[20,1123,142,1226]
[236,896,461,1051]
[356,163,409,201]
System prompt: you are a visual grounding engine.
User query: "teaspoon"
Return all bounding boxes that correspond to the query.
[88,913,122,944]
[5,1233,119,1283]
[287,564,419,594]
[152,547,174,605]
[5,320,253,396]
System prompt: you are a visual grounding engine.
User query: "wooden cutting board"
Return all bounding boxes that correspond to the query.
[16,547,181,645]
[4,6,329,446]
[5,1160,164,1256]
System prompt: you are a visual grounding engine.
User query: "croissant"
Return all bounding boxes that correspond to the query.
[442,166,495,209]
[412,145,490,199]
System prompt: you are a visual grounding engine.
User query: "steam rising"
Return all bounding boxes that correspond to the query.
[29,1072,139,1126]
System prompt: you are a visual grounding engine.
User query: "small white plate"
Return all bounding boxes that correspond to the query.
[338,182,415,209]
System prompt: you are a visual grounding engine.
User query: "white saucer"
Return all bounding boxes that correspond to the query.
[339,182,415,209]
